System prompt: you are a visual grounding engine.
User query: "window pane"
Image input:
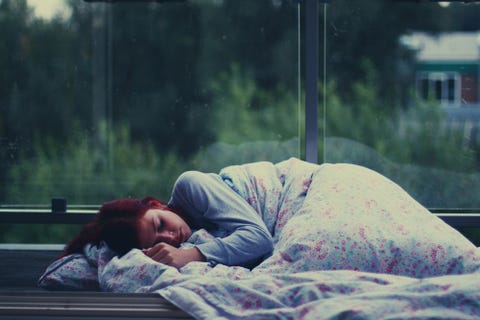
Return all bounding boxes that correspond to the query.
[434,78,443,101]
[419,77,430,100]
[447,77,456,103]
[322,1,480,209]
[0,0,301,209]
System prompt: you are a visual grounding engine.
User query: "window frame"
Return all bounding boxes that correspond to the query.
[416,71,461,106]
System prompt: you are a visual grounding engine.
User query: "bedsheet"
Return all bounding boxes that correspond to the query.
[39,158,480,319]
[101,252,480,319]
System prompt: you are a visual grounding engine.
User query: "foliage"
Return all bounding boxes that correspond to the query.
[1,0,480,244]
[208,65,300,144]
[6,123,189,204]
[1,123,191,243]
[321,63,480,208]
[322,0,480,105]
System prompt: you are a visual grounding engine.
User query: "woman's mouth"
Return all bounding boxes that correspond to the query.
[173,229,181,245]
[179,228,185,243]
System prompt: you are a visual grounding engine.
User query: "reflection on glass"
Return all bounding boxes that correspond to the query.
[0,0,301,208]
[322,1,480,209]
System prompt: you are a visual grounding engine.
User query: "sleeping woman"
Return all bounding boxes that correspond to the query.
[62,170,274,269]
[45,158,480,319]
[51,157,480,288]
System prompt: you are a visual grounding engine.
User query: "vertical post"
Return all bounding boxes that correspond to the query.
[92,3,108,167]
[106,4,114,172]
[92,3,114,172]
[305,0,319,163]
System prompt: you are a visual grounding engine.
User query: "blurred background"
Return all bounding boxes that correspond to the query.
[1,0,479,243]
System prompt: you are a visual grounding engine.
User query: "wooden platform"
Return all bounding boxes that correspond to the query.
[0,290,192,319]
[1,211,479,319]
[0,244,192,319]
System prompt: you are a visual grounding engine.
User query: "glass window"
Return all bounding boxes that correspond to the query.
[0,0,301,243]
[321,1,480,211]
[447,78,456,102]
[1,0,479,245]
[416,72,460,105]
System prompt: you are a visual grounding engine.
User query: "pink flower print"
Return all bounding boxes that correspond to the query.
[331,183,342,193]
[314,241,329,260]
[281,252,294,262]
[385,259,399,274]
[302,178,311,194]
[396,224,409,236]
[240,294,262,311]
[299,306,311,318]
[429,245,446,265]
[365,199,377,209]
[358,227,366,240]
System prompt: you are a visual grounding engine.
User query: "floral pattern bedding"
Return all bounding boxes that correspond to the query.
[39,158,480,319]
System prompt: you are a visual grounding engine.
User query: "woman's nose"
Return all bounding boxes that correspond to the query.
[158,230,175,243]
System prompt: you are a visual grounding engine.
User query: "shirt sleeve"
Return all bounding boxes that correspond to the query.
[168,170,274,268]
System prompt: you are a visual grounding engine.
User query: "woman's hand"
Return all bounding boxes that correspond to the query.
[143,242,205,268]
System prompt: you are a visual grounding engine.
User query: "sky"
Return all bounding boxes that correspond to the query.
[25,0,454,20]
[27,0,71,20]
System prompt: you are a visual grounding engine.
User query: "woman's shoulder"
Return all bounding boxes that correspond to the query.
[176,170,219,186]
[173,171,226,199]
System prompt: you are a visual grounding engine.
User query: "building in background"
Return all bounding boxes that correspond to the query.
[402,31,480,147]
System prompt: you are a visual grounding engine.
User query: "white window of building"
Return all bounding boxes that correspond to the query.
[416,72,461,106]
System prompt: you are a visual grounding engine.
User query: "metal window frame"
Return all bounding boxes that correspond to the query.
[301,0,480,226]
[1,209,479,227]
[305,0,320,164]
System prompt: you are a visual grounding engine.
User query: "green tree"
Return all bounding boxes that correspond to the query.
[323,0,450,106]
[2,0,480,245]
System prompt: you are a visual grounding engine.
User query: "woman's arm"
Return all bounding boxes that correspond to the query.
[169,170,274,268]
[143,243,205,268]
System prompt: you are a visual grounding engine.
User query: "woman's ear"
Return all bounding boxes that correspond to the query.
[141,196,165,209]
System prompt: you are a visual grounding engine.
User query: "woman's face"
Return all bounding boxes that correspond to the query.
[137,209,192,249]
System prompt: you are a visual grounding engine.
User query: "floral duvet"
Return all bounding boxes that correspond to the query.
[39,158,480,319]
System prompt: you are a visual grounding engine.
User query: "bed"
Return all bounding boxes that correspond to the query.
[38,158,480,319]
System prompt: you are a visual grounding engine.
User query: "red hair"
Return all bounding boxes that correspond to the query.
[62,196,175,257]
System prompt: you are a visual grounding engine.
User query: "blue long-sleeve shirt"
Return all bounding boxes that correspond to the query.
[168,170,274,268]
